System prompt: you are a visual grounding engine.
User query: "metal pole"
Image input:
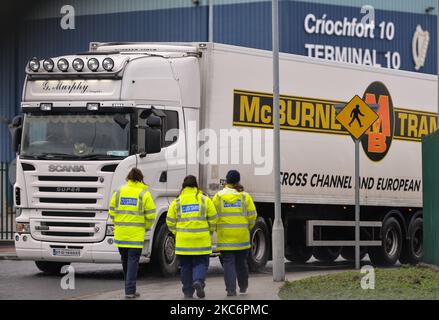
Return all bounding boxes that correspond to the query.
[355,139,360,270]
[208,0,214,42]
[272,0,285,282]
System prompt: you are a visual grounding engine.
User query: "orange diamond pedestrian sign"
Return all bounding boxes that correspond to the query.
[336,95,379,140]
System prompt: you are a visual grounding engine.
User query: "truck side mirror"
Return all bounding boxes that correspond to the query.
[146,114,162,128]
[145,127,162,154]
[145,115,162,154]
[9,115,23,154]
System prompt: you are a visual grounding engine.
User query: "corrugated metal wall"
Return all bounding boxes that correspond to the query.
[0,30,18,163]
[0,0,438,162]
[422,131,439,266]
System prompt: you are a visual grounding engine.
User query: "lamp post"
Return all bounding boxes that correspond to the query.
[272,0,285,282]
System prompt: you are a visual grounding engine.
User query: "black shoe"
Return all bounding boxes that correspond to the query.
[239,288,248,295]
[184,294,194,299]
[125,292,140,299]
[227,290,237,297]
[193,281,205,298]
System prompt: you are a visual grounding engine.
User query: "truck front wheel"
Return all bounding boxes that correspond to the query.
[369,216,402,266]
[152,222,179,277]
[35,261,70,275]
[247,217,270,272]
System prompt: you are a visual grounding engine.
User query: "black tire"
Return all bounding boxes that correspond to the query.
[35,261,70,275]
[313,246,342,262]
[152,222,178,277]
[247,217,270,272]
[369,216,403,266]
[399,217,423,265]
[285,246,313,263]
[340,247,367,261]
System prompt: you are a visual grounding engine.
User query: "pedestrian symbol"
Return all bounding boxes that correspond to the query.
[349,105,365,128]
[336,95,379,140]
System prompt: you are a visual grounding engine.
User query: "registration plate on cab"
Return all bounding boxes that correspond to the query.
[52,248,81,257]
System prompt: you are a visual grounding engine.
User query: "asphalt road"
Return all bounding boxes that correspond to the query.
[0,258,357,300]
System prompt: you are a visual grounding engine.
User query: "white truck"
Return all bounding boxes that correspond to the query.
[10,42,436,275]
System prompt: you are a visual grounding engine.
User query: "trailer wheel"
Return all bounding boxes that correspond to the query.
[400,217,423,265]
[247,217,270,272]
[152,222,178,277]
[285,246,313,263]
[340,247,367,261]
[313,246,342,262]
[369,217,402,266]
[35,261,70,275]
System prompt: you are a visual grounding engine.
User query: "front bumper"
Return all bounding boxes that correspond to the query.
[14,233,121,263]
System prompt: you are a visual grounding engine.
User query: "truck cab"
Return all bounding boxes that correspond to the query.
[11,43,204,275]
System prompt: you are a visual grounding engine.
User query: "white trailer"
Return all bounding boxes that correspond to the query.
[10,43,436,275]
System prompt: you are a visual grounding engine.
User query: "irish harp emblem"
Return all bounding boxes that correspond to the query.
[412,25,430,71]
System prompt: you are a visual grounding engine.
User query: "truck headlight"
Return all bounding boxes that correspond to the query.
[16,223,30,234]
[106,225,114,236]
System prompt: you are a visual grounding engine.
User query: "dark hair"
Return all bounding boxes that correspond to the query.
[230,183,244,192]
[180,175,200,199]
[225,170,243,192]
[226,170,240,184]
[126,168,144,183]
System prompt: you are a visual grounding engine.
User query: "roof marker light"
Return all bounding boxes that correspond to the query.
[40,103,53,111]
[87,103,100,111]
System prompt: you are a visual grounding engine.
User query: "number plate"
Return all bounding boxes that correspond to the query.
[52,248,81,257]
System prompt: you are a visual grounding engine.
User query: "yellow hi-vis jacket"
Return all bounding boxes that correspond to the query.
[212,186,257,251]
[166,187,218,255]
[108,180,156,249]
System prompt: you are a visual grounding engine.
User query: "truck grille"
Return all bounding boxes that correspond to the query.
[31,219,106,243]
[38,176,99,182]
[40,198,97,204]
[42,211,96,218]
[39,187,98,193]
[34,175,103,208]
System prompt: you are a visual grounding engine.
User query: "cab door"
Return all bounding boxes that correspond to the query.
[163,106,186,199]
[136,105,168,201]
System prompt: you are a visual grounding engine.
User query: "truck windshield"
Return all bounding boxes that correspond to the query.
[21,113,130,160]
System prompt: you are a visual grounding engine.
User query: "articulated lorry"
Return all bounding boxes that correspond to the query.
[10,42,436,275]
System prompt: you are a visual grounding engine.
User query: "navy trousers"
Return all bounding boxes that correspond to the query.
[177,255,210,296]
[220,249,249,293]
[118,247,142,295]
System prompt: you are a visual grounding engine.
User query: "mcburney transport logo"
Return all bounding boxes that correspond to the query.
[41,80,95,94]
[233,82,437,162]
